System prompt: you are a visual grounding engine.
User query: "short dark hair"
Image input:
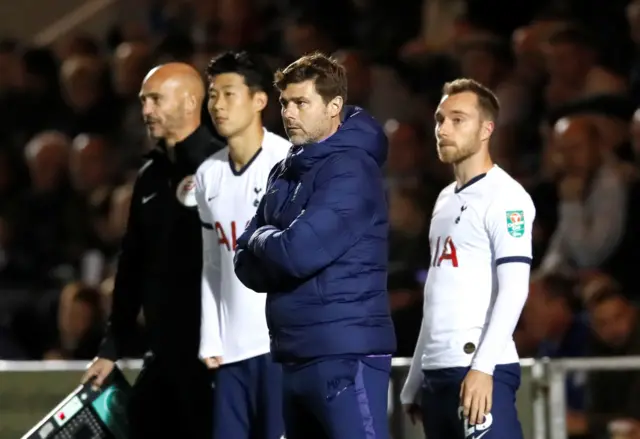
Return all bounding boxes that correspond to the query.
[533,272,581,312]
[442,78,500,121]
[274,52,347,104]
[206,51,273,94]
[585,280,625,310]
[548,25,595,49]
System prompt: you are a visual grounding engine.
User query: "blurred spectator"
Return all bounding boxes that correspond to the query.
[543,26,626,109]
[548,95,636,161]
[456,33,533,169]
[154,31,196,64]
[333,49,424,124]
[44,282,105,359]
[58,55,120,137]
[70,135,117,239]
[282,11,339,60]
[0,39,25,149]
[523,272,588,437]
[20,48,67,139]
[575,279,640,438]
[512,20,560,87]
[385,120,428,189]
[55,34,101,61]
[113,42,152,99]
[387,185,429,357]
[541,117,628,274]
[113,41,155,168]
[630,107,640,164]
[8,131,84,286]
[0,38,21,92]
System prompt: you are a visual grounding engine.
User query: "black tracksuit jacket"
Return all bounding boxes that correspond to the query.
[99,126,223,362]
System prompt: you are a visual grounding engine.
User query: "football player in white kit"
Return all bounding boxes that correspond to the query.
[195,51,291,439]
[400,79,535,439]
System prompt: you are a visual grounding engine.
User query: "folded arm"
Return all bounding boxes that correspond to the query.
[234,162,287,292]
[234,211,282,292]
[247,154,378,278]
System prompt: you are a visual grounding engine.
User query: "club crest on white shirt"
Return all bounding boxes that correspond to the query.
[176,175,197,207]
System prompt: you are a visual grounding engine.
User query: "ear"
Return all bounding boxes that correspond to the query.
[184,94,198,115]
[480,120,495,142]
[252,91,268,113]
[328,96,343,118]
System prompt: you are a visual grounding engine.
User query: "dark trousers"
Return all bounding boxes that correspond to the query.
[127,355,212,439]
[212,353,284,439]
[421,363,522,439]
[282,356,391,439]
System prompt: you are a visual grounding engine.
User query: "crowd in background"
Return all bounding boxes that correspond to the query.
[1,0,640,437]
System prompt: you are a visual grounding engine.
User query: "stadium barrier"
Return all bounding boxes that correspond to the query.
[544,356,640,439]
[1,356,635,439]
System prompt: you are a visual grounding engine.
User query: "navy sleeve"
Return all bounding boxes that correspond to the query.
[234,209,274,292]
[249,153,378,278]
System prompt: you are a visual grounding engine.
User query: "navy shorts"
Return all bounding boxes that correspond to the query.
[212,353,284,439]
[282,356,391,439]
[421,363,522,439]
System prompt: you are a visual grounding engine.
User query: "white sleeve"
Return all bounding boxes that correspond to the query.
[196,172,224,359]
[471,189,535,375]
[400,318,426,404]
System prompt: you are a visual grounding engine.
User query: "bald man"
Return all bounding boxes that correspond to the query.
[81,63,223,439]
[541,116,628,275]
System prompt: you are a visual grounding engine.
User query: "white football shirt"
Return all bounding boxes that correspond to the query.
[195,129,290,364]
[401,165,535,403]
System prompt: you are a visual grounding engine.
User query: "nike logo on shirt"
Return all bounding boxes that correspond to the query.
[142,193,157,204]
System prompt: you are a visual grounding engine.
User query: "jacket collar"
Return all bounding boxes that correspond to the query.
[145,125,223,170]
[286,106,387,175]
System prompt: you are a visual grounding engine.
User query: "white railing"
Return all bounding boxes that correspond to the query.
[0,358,142,372]
[0,357,540,439]
[544,356,640,439]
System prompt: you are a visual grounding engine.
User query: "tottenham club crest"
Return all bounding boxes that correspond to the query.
[176,175,197,207]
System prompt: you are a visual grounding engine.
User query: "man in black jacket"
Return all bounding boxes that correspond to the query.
[81,63,222,438]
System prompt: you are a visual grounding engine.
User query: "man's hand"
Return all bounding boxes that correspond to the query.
[559,176,587,201]
[460,369,493,425]
[203,356,223,369]
[81,358,115,390]
[403,403,422,425]
[247,225,278,251]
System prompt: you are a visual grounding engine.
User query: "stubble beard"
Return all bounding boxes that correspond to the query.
[437,136,481,165]
[287,111,331,146]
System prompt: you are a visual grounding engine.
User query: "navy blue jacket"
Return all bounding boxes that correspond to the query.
[234,106,396,362]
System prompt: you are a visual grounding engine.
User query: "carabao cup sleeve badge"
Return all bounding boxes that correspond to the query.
[505,210,525,238]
